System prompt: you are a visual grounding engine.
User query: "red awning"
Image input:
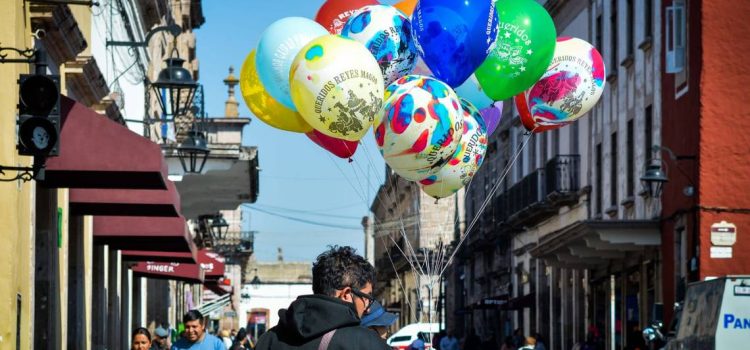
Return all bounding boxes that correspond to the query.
[121,249,197,264]
[204,282,232,296]
[131,261,204,284]
[40,96,167,189]
[70,180,181,217]
[93,215,193,252]
[198,249,226,280]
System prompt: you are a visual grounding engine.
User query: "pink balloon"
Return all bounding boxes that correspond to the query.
[306,129,359,159]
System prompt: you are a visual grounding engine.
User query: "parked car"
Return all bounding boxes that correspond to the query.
[386,323,440,350]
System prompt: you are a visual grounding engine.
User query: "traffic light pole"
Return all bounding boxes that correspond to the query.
[0,47,51,182]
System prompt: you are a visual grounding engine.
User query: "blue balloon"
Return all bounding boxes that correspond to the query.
[411,0,498,87]
[256,17,328,111]
[454,75,493,109]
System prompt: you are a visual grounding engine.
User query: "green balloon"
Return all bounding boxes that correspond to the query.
[475,0,557,101]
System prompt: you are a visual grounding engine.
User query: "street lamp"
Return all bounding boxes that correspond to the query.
[151,57,198,119]
[640,145,696,198]
[640,160,669,198]
[177,129,209,174]
[210,213,229,240]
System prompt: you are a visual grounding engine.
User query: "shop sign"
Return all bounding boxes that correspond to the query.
[735,285,750,296]
[710,246,732,259]
[711,221,737,246]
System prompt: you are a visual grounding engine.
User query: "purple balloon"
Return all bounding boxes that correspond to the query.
[479,101,503,135]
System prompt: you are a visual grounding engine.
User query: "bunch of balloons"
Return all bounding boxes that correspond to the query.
[238,0,605,200]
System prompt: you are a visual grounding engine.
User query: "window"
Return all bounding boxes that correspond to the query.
[596,15,603,53]
[610,132,618,206]
[596,144,603,214]
[16,294,21,350]
[627,0,634,56]
[553,128,560,156]
[645,106,653,164]
[517,131,525,182]
[530,133,537,172]
[675,227,687,301]
[541,132,548,165]
[666,1,687,76]
[610,0,618,69]
[571,122,580,155]
[627,120,634,196]
[645,0,653,39]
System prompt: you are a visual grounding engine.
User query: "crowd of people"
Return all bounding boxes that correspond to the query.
[129,246,552,350]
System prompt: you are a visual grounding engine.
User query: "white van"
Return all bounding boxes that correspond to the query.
[386,323,440,350]
[665,276,750,349]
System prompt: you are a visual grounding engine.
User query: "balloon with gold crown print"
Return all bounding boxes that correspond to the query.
[290,35,385,142]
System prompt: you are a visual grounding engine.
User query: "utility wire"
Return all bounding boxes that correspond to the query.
[247,205,362,220]
[247,206,361,230]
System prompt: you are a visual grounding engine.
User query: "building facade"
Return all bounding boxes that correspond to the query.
[448,1,664,349]
[0,1,259,349]
[659,0,750,327]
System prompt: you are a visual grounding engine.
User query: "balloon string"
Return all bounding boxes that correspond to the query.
[438,129,535,278]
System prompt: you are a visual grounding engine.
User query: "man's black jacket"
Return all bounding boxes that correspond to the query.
[254,294,391,350]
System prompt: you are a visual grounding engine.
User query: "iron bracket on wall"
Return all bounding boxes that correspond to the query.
[25,0,99,6]
[107,24,182,47]
[0,47,36,64]
[0,165,44,183]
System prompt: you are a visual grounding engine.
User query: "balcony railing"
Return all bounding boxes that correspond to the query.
[212,231,254,254]
[491,155,580,228]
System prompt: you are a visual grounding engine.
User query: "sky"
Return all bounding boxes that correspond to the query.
[196,1,400,262]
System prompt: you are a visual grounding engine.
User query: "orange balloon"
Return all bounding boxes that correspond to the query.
[394,0,418,16]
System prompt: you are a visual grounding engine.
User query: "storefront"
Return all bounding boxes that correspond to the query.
[530,220,661,350]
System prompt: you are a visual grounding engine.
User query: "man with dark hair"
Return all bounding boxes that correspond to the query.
[255,246,390,350]
[171,310,225,350]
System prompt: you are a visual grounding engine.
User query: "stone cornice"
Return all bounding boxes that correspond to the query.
[30,4,87,65]
[65,55,108,107]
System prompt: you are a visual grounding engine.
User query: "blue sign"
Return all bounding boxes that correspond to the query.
[723,314,750,329]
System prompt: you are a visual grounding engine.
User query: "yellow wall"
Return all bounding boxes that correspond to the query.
[0,1,35,349]
[57,189,69,350]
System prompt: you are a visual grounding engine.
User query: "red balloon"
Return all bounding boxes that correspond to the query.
[314,0,379,34]
[306,129,359,159]
[515,93,569,133]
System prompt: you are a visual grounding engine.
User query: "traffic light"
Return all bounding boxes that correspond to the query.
[17,73,60,156]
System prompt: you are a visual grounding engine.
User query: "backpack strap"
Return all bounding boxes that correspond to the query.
[318,329,337,350]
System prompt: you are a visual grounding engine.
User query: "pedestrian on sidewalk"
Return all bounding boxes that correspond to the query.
[439,330,459,350]
[220,330,233,349]
[171,310,226,350]
[518,336,536,350]
[230,328,252,350]
[254,246,390,350]
[132,327,153,350]
[152,326,171,350]
[360,300,397,340]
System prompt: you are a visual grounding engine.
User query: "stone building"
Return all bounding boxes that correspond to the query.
[371,167,460,329]
[0,1,258,349]
[448,1,664,349]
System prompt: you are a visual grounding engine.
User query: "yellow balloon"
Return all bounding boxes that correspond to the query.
[289,35,384,142]
[239,51,312,133]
